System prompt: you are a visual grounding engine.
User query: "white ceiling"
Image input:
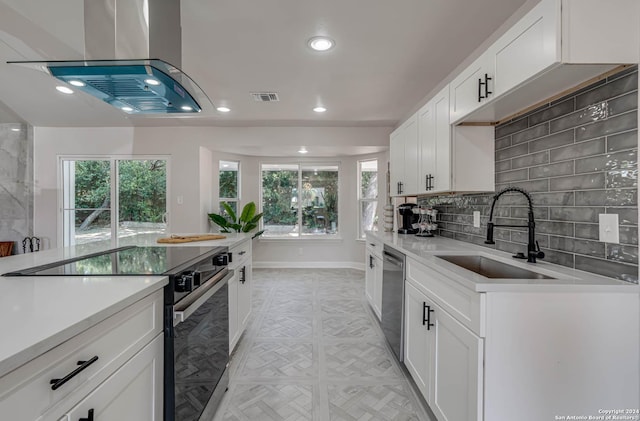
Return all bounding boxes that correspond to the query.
[0,0,530,130]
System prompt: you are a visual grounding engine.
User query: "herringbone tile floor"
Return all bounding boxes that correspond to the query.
[212,268,432,421]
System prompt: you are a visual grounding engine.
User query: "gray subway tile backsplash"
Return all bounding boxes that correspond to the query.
[512,150,550,169]
[607,130,637,152]
[549,173,605,191]
[417,66,638,283]
[529,130,574,153]
[575,110,637,142]
[529,161,574,179]
[512,123,549,145]
[575,72,638,109]
[550,138,605,162]
[528,98,575,126]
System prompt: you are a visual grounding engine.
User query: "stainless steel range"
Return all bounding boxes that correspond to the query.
[4,245,233,421]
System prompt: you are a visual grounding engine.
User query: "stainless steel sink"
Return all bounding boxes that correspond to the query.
[436,255,554,279]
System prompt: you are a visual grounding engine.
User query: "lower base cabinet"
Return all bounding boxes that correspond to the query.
[404,256,639,421]
[365,236,383,320]
[0,289,164,421]
[404,281,483,421]
[229,239,252,353]
[60,334,163,421]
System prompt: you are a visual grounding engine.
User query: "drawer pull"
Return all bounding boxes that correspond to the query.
[422,303,435,330]
[238,250,246,256]
[240,266,246,284]
[79,408,94,421]
[50,356,99,390]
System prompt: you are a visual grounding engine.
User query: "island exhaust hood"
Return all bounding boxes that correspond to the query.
[10,0,214,116]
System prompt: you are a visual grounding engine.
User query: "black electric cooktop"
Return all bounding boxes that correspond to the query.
[4,246,226,276]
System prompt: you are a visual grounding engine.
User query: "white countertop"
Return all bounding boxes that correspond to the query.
[368,231,639,293]
[0,233,250,378]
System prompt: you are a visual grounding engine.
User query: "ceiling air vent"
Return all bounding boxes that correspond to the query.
[251,92,279,102]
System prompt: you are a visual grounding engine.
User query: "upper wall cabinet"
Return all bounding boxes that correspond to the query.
[390,114,419,196]
[392,85,494,197]
[451,0,639,124]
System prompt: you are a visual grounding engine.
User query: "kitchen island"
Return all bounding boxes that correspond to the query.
[0,233,251,421]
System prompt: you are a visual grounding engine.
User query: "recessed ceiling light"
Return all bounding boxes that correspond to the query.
[10,128,20,132]
[121,106,134,112]
[55,86,74,94]
[313,106,327,113]
[298,147,309,154]
[217,106,231,113]
[69,80,85,87]
[181,105,193,111]
[145,78,161,86]
[308,36,335,52]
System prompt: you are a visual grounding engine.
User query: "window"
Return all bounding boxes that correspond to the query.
[358,159,378,239]
[61,158,168,246]
[261,163,339,237]
[219,160,240,217]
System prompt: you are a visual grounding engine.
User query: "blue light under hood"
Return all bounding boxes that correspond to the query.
[48,61,202,114]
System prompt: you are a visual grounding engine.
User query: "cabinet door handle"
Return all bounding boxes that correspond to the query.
[238,251,246,256]
[399,182,403,194]
[50,356,99,390]
[240,266,246,284]
[79,408,94,421]
[422,303,435,330]
[479,73,492,101]
[484,73,493,98]
[369,255,374,269]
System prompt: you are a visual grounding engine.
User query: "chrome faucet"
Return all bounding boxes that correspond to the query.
[484,187,544,263]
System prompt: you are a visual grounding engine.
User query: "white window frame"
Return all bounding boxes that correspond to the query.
[357,158,379,240]
[259,161,341,239]
[58,155,170,248]
[218,160,241,216]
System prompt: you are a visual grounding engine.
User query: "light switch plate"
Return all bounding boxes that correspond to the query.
[599,214,619,243]
[473,211,481,228]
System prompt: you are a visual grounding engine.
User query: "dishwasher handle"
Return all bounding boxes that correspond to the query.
[383,251,404,268]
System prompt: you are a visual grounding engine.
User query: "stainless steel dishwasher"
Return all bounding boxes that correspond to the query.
[381,245,406,362]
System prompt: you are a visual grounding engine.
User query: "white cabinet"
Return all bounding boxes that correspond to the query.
[429,298,483,421]
[417,85,494,196]
[59,335,163,421]
[238,261,252,329]
[389,114,418,196]
[405,262,483,421]
[449,52,495,123]
[403,255,639,421]
[492,0,560,98]
[451,0,638,124]
[364,235,382,320]
[404,282,432,399]
[228,272,240,349]
[0,290,164,421]
[229,238,252,352]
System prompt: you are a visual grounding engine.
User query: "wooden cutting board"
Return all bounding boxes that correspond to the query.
[157,234,227,244]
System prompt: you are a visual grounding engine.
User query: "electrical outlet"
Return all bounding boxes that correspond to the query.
[599,214,619,243]
[473,211,481,228]
[177,195,184,205]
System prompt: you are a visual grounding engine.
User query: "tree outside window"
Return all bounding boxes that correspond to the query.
[61,158,167,246]
[358,159,378,239]
[219,160,240,218]
[261,163,339,237]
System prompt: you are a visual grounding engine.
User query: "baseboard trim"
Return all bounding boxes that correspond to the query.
[254,261,365,271]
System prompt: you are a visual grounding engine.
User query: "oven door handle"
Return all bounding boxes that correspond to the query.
[173,269,234,326]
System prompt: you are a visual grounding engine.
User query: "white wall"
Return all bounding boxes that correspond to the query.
[33,125,390,268]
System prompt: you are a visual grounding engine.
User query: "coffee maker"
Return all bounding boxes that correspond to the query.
[397,203,419,234]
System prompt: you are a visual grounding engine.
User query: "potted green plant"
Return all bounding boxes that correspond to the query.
[208,202,265,239]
